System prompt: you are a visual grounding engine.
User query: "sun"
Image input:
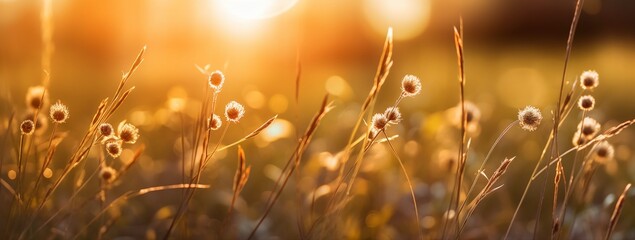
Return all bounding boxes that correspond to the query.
[215,0,299,20]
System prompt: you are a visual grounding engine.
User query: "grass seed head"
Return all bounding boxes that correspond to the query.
[20,120,35,135]
[401,74,422,97]
[100,166,117,183]
[578,117,601,139]
[99,123,114,137]
[572,131,587,147]
[50,101,69,123]
[593,141,614,164]
[26,86,49,110]
[578,95,595,111]
[371,113,388,130]
[118,122,139,144]
[384,107,402,124]
[208,114,222,130]
[518,106,542,131]
[105,139,123,158]
[23,112,48,135]
[208,70,225,92]
[225,101,245,123]
[580,70,599,90]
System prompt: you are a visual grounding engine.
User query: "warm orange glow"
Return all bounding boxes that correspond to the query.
[215,0,299,20]
[364,0,431,40]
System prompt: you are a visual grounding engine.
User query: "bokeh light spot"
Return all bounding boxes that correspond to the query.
[269,94,288,113]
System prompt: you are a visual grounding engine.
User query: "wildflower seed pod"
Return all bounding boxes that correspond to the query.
[118,121,139,144]
[20,120,35,135]
[25,86,49,110]
[105,139,123,158]
[23,112,48,135]
[49,101,69,124]
[401,74,422,97]
[99,123,114,137]
[208,70,225,92]
[593,141,614,164]
[225,101,245,123]
[384,107,402,124]
[208,114,222,130]
[371,113,388,130]
[579,70,599,90]
[578,95,595,111]
[578,117,600,139]
[572,131,587,147]
[100,166,117,183]
[518,106,542,131]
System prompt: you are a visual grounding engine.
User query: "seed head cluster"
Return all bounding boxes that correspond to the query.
[99,121,140,158]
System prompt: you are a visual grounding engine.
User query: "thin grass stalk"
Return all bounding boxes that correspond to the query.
[164,122,229,239]
[604,183,631,240]
[72,184,210,240]
[247,95,332,240]
[457,157,514,237]
[382,130,423,240]
[456,120,518,221]
[442,24,467,240]
[505,0,584,237]
[553,110,588,239]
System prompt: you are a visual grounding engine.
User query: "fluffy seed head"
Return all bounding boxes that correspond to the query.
[593,141,614,164]
[572,131,587,147]
[99,123,114,137]
[371,113,388,130]
[578,95,595,111]
[49,101,69,123]
[100,166,117,183]
[208,70,225,92]
[367,128,378,140]
[208,114,222,130]
[225,101,245,123]
[384,107,402,124]
[20,120,35,135]
[401,75,422,97]
[518,106,542,131]
[23,112,48,135]
[25,86,49,110]
[579,70,599,90]
[118,122,139,144]
[105,140,123,158]
[578,117,600,139]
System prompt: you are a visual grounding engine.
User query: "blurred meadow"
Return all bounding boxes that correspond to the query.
[1,0,635,239]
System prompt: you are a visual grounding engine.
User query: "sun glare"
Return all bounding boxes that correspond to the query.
[215,0,299,20]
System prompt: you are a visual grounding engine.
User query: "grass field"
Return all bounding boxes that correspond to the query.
[1,0,635,239]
